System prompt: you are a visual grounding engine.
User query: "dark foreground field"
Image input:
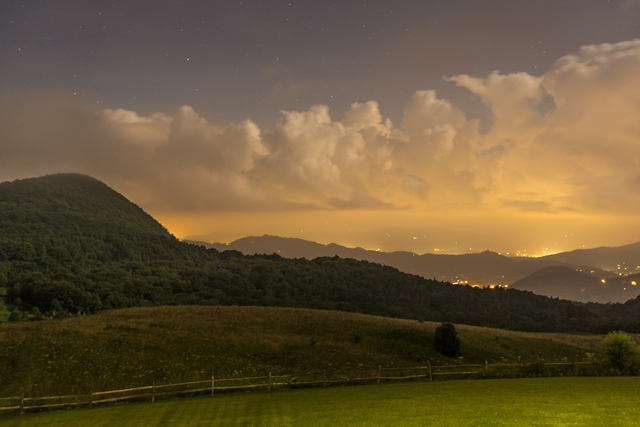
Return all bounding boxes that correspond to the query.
[0,306,609,397]
[4,377,639,426]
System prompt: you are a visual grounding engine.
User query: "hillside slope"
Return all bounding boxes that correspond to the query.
[511,266,640,303]
[0,173,182,266]
[0,305,609,397]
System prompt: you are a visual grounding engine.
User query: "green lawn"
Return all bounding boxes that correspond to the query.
[3,377,639,426]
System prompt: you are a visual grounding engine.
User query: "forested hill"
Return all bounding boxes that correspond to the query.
[0,173,182,263]
[1,173,640,333]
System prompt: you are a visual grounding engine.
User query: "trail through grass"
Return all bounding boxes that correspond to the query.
[4,377,639,426]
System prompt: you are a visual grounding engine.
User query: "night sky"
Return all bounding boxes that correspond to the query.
[2,1,640,255]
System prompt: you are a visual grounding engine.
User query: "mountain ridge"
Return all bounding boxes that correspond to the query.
[185,235,635,302]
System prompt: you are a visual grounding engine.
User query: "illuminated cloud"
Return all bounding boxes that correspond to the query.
[1,39,639,222]
[401,90,467,158]
[445,39,640,214]
[100,108,171,149]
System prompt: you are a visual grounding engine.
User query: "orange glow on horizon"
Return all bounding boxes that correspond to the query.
[153,209,640,256]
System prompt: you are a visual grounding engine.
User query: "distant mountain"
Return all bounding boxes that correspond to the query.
[186,235,615,289]
[509,266,640,303]
[545,243,640,273]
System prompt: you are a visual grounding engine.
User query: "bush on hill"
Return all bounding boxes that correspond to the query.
[434,322,461,358]
[600,331,640,375]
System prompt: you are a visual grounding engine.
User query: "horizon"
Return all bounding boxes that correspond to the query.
[180,231,640,258]
[3,1,640,256]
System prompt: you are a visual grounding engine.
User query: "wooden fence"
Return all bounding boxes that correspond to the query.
[0,361,592,416]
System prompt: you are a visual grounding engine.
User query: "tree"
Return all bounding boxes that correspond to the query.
[8,310,22,322]
[434,322,461,357]
[600,331,639,374]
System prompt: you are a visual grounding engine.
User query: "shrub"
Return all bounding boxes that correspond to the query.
[434,322,461,358]
[600,331,640,375]
[520,358,548,377]
[8,310,22,322]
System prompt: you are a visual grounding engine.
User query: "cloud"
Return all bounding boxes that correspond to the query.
[328,192,397,210]
[160,106,266,173]
[401,90,466,158]
[443,39,640,214]
[446,72,544,130]
[621,0,640,10]
[1,39,640,219]
[99,108,171,149]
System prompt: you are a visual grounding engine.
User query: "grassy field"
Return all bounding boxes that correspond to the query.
[3,377,639,426]
[0,306,614,397]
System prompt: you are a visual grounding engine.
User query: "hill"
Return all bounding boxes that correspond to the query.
[510,267,640,303]
[0,305,610,397]
[0,173,183,267]
[546,243,640,273]
[2,173,640,333]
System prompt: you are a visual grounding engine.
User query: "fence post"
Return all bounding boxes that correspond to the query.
[485,360,488,372]
[152,382,155,402]
[428,361,432,382]
[20,394,24,416]
[323,370,326,388]
[268,372,272,392]
[89,391,93,407]
[378,366,381,385]
[211,375,215,397]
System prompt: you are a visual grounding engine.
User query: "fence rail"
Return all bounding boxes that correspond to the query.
[0,361,594,416]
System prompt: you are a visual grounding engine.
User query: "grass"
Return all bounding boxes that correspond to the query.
[0,305,616,397]
[3,377,640,426]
